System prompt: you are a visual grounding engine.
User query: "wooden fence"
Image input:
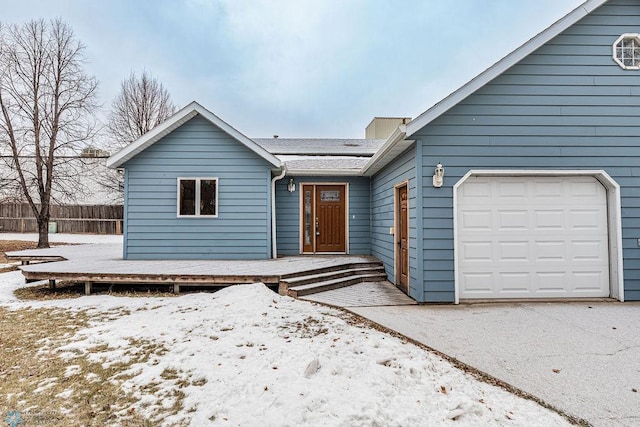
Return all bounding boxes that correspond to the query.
[0,203,123,234]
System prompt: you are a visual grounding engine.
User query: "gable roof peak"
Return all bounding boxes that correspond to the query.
[107,101,281,169]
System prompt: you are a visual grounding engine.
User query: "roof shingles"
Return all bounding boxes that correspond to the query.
[279,156,368,174]
[253,138,385,156]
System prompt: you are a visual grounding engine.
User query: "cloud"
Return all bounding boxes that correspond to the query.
[1,0,584,138]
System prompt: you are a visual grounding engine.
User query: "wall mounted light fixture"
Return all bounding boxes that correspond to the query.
[287,178,296,193]
[433,163,444,188]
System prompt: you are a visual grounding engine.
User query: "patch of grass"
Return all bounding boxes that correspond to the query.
[134,366,190,425]
[13,281,180,301]
[160,368,180,381]
[14,281,85,301]
[0,240,36,273]
[0,306,175,425]
[191,377,207,387]
[0,240,37,262]
[280,315,330,338]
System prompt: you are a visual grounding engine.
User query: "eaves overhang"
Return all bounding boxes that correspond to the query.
[361,125,414,176]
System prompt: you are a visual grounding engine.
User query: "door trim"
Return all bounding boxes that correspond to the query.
[394,181,409,292]
[452,169,624,304]
[298,182,349,254]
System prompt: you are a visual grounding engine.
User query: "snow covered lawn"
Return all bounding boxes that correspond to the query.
[0,233,123,245]
[0,235,571,425]
[0,270,571,426]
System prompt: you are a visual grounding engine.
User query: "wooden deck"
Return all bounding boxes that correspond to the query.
[6,243,384,295]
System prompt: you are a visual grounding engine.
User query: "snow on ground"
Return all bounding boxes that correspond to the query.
[0,234,571,425]
[0,278,570,425]
[0,232,122,245]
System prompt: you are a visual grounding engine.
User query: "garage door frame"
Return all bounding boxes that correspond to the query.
[453,170,623,304]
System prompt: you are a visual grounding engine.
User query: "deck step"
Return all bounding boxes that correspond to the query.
[280,261,382,280]
[286,272,387,297]
[282,266,385,287]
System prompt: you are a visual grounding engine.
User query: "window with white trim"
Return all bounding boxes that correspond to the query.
[177,178,218,217]
[613,34,640,70]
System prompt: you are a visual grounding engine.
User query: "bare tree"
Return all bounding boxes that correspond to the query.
[107,70,175,146]
[0,19,99,247]
[101,71,175,193]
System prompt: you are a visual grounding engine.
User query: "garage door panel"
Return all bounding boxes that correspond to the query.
[460,210,492,231]
[461,241,492,262]
[463,272,494,294]
[497,210,528,230]
[534,240,566,261]
[570,180,603,198]
[535,272,567,292]
[533,181,563,198]
[458,176,610,299]
[498,272,531,293]
[498,241,529,261]
[572,271,606,292]
[571,240,606,261]
[460,270,608,298]
[497,181,528,200]
[533,210,564,230]
[460,181,491,199]
[569,209,606,231]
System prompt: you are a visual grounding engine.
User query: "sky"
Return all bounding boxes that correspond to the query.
[1,0,585,139]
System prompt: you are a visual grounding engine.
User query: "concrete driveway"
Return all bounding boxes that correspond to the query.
[350,301,640,426]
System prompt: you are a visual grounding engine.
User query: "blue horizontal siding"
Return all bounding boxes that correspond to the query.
[122,114,273,260]
[411,0,640,301]
[370,146,417,296]
[275,176,371,255]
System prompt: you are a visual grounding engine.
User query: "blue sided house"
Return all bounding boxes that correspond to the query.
[108,0,640,303]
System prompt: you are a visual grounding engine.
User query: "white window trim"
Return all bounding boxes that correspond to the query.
[452,170,624,304]
[176,177,219,218]
[612,33,640,70]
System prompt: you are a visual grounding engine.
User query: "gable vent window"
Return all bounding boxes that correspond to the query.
[613,34,640,70]
[177,178,218,217]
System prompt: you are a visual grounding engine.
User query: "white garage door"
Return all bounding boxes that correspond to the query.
[457,176,610,299]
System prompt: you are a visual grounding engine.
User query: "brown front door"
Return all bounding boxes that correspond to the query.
[301,184,347,253]
[396,183,409,292]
